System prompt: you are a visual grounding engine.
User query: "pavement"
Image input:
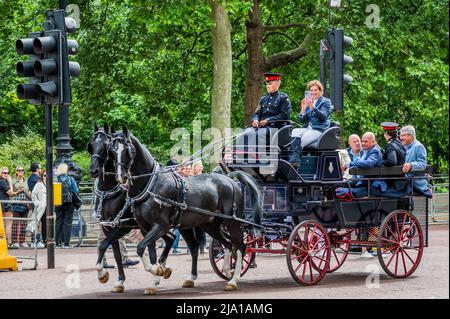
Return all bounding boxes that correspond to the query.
[0,224,448,299]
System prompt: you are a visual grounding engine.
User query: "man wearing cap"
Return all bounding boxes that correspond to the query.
[381,122,406,167]
[380,122,407,193]
[251,72,291,128]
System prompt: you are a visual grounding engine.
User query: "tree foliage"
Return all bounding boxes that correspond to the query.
[0,0,448,174]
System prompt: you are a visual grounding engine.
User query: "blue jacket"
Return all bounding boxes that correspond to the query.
[347,147,364,162]
[349,145,387,191]
[298,95,331,132]
[405,140,429,192]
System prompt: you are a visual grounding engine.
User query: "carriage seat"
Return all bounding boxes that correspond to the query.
[303,121,341,151]
[349,165,433,176]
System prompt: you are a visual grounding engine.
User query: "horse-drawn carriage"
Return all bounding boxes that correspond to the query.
[210,120,431,285]
[87,121,431,293]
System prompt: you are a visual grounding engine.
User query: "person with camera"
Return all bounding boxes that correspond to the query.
[289,80,332,165]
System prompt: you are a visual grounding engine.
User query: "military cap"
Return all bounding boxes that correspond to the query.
[381,122,399,131]
[263,72,282,82]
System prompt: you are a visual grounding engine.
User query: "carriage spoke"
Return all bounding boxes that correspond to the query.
[399,213,408,237]
[400,249,408,275]
[386,224,399,242]
[394,248,400,275]
[310,232,325,251]
[381,237,400,245]
[402,248,418,264]
[308,257,314,283]
[386,246,400,268]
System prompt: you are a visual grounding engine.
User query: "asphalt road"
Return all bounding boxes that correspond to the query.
[1,224,448,299]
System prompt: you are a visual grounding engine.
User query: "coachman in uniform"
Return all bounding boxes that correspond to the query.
[380,122,407,191]
[251,72,291,128]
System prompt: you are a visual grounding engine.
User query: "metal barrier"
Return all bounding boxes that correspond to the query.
[430,175,449,224]
[0,200,38,270]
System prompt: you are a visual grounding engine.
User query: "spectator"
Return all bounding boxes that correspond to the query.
[27,170,46,248]
[0,167,14,248]
[11,165,30,248]
[55,163,79,248]
[191,161,203,176]
[400,125,432,197]
[27,162,46,245]
[347,134,364,162]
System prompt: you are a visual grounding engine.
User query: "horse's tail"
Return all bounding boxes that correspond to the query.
[227,170,263,227]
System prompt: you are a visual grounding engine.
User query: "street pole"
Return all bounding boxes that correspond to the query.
[45,103,55,269]
[55,0,82,182]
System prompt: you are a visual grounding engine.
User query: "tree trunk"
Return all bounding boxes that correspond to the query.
[244,0,264,126]
[209,0,232,164]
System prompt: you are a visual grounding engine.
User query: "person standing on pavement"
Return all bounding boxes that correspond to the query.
[54,163,78,248]
[27,162,46,245]
[27,170,46,248]
[0,167,14,248]
[10,165,30,248]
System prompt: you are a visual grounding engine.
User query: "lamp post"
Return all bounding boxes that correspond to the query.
[55,0,82,182]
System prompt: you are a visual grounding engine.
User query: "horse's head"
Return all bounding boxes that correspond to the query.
[87,123,113,178]
[109,125,136,186]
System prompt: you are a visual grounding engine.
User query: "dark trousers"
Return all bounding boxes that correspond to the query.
[55,202,74,246]
[39,210,47,243]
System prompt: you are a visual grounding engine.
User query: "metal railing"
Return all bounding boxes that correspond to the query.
[1,199,38,270]
[430,175,449,224]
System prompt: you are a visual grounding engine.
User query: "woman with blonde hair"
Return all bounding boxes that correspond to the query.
[54,163,79,248]
[191,161,203,176]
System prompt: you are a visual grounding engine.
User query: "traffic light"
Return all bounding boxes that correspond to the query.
[15,9,79,105]
[328,28,353,111]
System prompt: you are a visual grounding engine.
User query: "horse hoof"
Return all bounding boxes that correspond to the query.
[111,286,125,293]
[156,266,164,276]
[163,267,172,279]
[224,283,237,291]
[182,280,195,288]
[98,272,109,284]
[143,288,157,295]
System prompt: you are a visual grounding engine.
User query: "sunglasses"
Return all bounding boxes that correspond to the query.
[2,172,9,174]
[16,169,24,172]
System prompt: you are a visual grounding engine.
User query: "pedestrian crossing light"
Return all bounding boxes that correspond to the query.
[327,28,353,111]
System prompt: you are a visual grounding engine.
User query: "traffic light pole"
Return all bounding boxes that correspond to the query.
[45,102,55,269]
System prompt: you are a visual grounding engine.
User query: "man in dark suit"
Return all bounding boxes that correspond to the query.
[251,72,291,128]
[290,80,332,165]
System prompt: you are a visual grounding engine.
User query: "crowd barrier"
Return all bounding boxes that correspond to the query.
[0,199,38,270]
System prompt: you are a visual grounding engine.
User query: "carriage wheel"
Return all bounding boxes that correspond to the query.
[327,229,351,273]
[377,210,424,279]
[209,231,255,281]
[286,221,331,286]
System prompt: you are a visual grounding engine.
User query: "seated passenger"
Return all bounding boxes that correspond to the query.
[336,132,386,198]
[290,80,331,165]
[380,122,407,192]
[400,125,432,197]
[347,134,364,162]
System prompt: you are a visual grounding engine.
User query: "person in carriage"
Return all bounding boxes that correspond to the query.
[289,80,332,165]
[336,132,387,198]
[400,125,432,198]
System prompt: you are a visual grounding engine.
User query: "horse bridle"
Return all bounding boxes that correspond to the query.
[88,130,112,169]
[110,135,136,184]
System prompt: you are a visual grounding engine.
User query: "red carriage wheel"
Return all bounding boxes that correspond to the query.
[327,229,352,273]
[377,210,424,278]
[286,220,331,286]
[209,231,255,280]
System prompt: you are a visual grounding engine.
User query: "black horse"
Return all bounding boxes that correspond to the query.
[109,126,263,291]
[87,123,175,294]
